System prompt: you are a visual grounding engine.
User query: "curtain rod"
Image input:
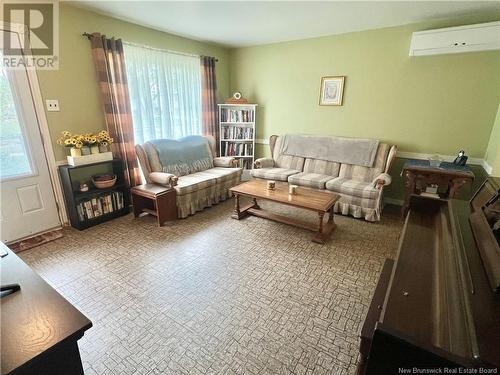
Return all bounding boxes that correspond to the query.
[82,32,218,62]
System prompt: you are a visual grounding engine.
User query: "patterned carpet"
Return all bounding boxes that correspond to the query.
[18,199,401,375]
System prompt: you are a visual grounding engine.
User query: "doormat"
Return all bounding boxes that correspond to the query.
[9,229,63,253]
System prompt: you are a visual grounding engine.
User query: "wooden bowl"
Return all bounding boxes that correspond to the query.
[92,176,116,189]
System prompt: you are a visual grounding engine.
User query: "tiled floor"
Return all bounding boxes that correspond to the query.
[19,199,401,375]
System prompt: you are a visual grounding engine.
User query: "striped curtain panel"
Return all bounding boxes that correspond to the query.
[200,56,219,153]
[89,33,141,187]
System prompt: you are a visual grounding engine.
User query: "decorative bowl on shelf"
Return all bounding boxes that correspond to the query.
[92,174,117,189]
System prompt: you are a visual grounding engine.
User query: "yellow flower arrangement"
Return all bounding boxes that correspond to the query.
[97,130,113,145]
[57,130,113,149]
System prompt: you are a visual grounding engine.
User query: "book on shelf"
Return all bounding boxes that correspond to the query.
[221,142,253,157]
[222,126,253,140]
[220,108,254,123]
[236,158,252,169]
[76,191,124,222]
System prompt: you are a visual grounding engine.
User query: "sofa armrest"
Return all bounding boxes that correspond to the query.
[373,173,392,189]
[150,172,178,188]
[254,158,274,169]
[213,156,238,168]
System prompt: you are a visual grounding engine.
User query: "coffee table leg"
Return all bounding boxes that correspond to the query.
[313,210,337,244]
[252,197,260,209]
[318,212,324,234]
[231,194,243,220]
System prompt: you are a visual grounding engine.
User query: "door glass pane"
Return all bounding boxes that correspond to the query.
[0,50,33,180]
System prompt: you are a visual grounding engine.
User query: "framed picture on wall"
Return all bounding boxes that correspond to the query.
[319,76,345,106]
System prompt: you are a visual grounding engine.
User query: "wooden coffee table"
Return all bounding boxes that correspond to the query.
[230,180,340,244]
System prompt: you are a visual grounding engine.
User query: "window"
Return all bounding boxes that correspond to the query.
[0,50,33,180]
[123,43,202,144]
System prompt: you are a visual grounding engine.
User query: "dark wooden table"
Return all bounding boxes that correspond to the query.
[401,159,474,218]
[131,183,177,226]
[1,242,92,375]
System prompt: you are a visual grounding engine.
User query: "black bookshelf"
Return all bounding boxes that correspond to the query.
[59,159,130,230]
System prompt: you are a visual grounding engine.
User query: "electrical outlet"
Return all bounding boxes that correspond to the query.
[46,99,60,112]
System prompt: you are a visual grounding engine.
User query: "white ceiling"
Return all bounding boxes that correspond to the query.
[70,1,500,47]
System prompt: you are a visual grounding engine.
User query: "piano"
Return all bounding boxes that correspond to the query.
[358,177,500,374]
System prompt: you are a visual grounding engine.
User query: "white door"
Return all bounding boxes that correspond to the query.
[0,30,60,243]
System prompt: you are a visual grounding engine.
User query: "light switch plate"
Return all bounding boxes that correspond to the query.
[46,99,60,112]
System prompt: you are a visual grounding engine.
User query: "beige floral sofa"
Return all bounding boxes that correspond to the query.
[136,135,242,218]
[251,135,397,221]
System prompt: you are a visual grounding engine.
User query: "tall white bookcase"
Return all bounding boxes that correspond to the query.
[218,103,257,173]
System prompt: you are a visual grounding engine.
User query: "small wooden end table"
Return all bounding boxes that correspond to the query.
[131,184,177,226]
[401,159,474,218]
[230,180,340,244]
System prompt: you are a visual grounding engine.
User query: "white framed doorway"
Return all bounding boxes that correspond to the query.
[1,24,65,244]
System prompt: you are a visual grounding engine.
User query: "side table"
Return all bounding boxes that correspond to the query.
[401,160,474,218]
[131,184,177,226]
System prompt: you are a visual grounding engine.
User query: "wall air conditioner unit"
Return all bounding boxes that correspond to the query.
[409,21,500,56]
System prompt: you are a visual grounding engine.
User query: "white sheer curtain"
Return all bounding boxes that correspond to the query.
[123,43,202,144]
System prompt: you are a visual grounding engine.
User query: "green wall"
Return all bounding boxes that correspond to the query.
[229,16,500,160]
[485,104,500,176]
[38,4,230,161]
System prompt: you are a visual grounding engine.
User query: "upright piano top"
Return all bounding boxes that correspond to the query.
[379,178,500,368]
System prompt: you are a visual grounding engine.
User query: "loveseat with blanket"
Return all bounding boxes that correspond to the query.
[136,135,242,218]
[251,135,397,221]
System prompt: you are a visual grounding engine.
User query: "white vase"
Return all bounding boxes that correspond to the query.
[90,145,100,154]
[70,147,81,157]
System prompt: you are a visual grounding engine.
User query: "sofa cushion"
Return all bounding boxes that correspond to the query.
[251,168,300,182]
[143,143,163,172]
[303,158,340,176]
[274,154,305,170]
[175,172,217,196]
[338,143,390,182]
[288,172,335,189]
[196,167,242,184]
[325,177,379,200]
[272,136,305,170]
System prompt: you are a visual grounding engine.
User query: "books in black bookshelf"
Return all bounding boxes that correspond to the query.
[76,191,124,222]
